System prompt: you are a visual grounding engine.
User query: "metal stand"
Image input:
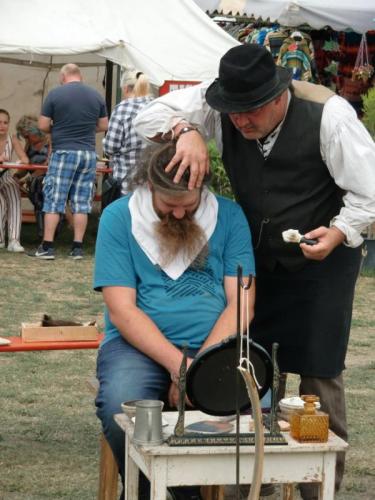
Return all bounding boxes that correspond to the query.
[173,346,187,437]
[167,268,286,448]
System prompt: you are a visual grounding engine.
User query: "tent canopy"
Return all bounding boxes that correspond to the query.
[0,0,238,86]
[194,0,375,34]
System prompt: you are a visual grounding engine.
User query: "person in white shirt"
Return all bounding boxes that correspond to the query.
[135,44,375,500]
[102,71,153,196]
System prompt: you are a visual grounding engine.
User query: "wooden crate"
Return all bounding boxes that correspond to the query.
[21,322,99,343]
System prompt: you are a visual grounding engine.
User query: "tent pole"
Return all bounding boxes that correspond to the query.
[105,60,113,115]
[116,65,122,105]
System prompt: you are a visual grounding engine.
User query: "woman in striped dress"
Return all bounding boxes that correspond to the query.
[0,109,29,252]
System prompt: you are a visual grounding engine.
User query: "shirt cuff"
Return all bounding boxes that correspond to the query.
[330,219,364,248]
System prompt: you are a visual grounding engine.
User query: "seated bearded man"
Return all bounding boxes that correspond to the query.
[93,142,255,500]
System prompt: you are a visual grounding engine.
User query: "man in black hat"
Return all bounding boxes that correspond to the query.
[135,44,375,499]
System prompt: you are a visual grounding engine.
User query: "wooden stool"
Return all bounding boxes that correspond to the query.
[202,484,294,499]
[201,486,225,499]
[86,377,119,500]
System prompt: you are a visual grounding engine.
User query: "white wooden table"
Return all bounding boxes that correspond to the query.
[114,410,347,500]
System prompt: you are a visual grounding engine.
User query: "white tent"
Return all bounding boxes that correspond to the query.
[193,0,375,34]
[0,0,238,86]
[0,0,239,144]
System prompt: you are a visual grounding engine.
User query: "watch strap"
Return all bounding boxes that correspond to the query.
[176,126,198,140]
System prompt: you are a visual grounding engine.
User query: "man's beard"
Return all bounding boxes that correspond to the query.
[154,213,208,269]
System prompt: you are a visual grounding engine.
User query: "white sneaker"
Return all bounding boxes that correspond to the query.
[7,240,25,253]
[0,241,5,249]
[0,336,11,346]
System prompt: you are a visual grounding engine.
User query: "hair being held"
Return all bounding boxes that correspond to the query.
[130,142,210,192]
[136,142,209,268]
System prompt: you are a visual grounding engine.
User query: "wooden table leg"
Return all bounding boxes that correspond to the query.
[320,452,336,500]
[125,439,138,500]
[98,434,118,500]
[201,486,214,500]
[282,483,295,500]
[150,457,168,500]
[201,486,225,500]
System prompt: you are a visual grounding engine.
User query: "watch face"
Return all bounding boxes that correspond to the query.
[186,335,273,416]
[177,126,197,138]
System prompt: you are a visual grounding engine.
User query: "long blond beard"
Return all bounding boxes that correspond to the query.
[154,214,208,268]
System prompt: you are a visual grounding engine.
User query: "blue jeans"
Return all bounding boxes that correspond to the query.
[95,336,198,477]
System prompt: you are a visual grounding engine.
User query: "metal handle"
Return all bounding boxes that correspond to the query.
[147,410,152,442]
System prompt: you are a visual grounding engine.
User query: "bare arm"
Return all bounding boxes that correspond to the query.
[11,135,29,164]
[134,81,221,190]
[96,116,109,133]
[102,286,184,377]
[38,115,52,133]
[166,125,210,190]
[199,275,255,352]
[44,136,52,165]
[168,274,255,407]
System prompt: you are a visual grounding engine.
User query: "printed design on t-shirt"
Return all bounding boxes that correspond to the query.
[162,266,216,298]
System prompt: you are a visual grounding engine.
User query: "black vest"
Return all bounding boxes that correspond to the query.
[221,95,343,271]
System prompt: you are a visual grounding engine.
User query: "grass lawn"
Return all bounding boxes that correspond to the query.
[0,216,374,499]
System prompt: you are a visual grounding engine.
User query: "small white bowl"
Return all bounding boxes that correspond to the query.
[121,400,141,419]
[279,396,320,410]
[279,396,320,422]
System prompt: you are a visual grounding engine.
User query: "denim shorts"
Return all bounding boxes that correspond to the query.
[42,150,96,213]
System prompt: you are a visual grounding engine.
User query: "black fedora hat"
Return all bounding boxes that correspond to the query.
[206,44,292,113]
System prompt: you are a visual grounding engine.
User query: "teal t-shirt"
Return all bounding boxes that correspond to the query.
[94,194,255,348]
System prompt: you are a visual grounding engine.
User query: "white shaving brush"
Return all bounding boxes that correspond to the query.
[282,229,318,246]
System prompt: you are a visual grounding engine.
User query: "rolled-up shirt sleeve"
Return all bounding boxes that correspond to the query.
[320,96,375,247]
[136,86,375,248]
[134,80,222,150]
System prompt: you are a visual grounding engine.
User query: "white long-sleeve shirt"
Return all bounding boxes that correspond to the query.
[134,81,375,247]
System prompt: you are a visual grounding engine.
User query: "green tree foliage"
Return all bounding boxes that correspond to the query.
[362,87,375,139]
[208,141,234,199]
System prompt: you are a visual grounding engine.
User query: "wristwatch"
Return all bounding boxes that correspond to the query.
[176,126,199,140]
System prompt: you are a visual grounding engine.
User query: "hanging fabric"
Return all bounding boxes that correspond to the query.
[277,32,314,82]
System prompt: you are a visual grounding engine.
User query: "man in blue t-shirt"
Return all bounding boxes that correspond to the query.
[93,142,255,499]
[32,63,108,260]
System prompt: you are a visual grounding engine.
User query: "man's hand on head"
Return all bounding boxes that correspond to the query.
[165,128,210,190]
